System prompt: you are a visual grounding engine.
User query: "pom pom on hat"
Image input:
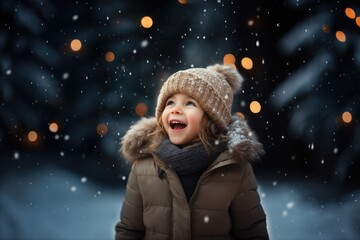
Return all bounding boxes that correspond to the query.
[206,64,243,94]
[155,64,244,131]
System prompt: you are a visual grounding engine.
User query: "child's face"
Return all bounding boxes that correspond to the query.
[161,93,205,146]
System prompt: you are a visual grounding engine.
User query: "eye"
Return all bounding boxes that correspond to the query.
[165,100,175,107]
[185,101,196,107]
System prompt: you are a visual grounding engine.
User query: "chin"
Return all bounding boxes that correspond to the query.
[168,137,186,146]
[169,139,183,145]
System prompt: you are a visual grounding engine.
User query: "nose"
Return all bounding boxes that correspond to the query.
[170,105,182,114]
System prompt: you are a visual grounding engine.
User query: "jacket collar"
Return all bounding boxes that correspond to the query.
[120,116,264,163]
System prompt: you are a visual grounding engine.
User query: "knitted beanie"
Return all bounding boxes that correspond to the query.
[155,64,244,131]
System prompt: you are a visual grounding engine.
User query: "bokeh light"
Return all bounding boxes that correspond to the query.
[356,17,360,27]
[241,57,253,70]
[141,16,153,28]
[135,103,148,117]
[105,51,115,62]
[342,111,352,123]
[70,39,82,51]
[247,19,255,27]
[223,53,236,65]
[335,31,346,42]
[28,131,38,142]
[96,123,108,136]
[345,8,356,19]
[178,0,187,4]
[235,111,245,119]
[250,101,261,113]
[49,123,59,133]
[321,24,330,33]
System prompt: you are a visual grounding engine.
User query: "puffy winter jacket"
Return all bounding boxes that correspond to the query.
[115,117,269,240]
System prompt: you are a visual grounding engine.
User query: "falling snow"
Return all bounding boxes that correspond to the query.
[1,0,359,239]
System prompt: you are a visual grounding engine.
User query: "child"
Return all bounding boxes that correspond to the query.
[115,64,269,239]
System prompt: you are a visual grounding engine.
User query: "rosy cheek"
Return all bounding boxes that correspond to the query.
[187,113,201,127]
[161,112,167,125]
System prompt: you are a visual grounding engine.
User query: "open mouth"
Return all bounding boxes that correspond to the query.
[169,120,187,130]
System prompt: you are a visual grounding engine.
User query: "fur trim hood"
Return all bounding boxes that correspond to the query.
[120,116,264,163]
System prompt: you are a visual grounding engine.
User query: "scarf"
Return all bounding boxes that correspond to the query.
[155,139,226,201]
